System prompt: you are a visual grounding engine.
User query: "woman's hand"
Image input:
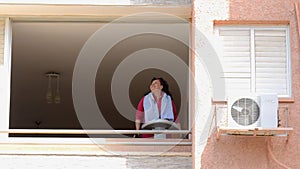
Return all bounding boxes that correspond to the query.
[135,119,141,130]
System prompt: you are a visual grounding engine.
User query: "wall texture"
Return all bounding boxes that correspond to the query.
[0,19,4,65]
[0,155,192,169]
[199,0,300,169]
[193,0,229,168]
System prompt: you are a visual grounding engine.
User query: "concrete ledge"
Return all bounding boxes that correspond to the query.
[0,143,192,156]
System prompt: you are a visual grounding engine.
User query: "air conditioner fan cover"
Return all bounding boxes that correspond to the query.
[231,98,260,126]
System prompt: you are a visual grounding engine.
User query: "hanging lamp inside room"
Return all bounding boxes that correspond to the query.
[45,72,61,104]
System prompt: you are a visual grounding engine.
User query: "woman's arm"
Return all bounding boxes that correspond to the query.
[171,101,178,122]
[171,100,181,130]
[135,97,145,130]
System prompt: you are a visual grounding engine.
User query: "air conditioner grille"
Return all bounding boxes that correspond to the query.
[231,98,260,126]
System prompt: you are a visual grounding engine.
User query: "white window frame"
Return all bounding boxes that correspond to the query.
[0,18,12,141]
[215,25,292,98]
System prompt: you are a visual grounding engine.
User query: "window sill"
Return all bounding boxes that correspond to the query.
[278,97,294,103]
[0,138,192,156]
[212,97,295,104]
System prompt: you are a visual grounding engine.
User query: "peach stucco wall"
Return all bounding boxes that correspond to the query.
[201,0,300,169]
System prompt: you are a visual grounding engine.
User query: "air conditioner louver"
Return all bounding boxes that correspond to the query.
[231,98,260,126]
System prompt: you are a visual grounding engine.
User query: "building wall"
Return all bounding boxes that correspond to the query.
[198,0,300,169]
[193,0,229,168]
[0,18,4,65]
[0,1,298,169]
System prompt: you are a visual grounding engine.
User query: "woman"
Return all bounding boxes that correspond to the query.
[135,77,178,138]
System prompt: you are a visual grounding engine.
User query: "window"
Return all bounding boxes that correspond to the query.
[7,20,191,141]
[216,26,291,97]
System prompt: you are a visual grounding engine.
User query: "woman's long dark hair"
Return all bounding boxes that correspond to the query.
[144,77,173,100]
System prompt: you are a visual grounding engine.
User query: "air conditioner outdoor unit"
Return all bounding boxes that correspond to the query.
[227,94,278,128]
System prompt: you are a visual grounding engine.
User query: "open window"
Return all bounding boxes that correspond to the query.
[9,20,191,140]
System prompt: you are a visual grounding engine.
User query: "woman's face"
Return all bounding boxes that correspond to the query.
[150,79,163,92]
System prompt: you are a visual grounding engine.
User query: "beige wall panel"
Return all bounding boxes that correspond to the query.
[0,19,4,65]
